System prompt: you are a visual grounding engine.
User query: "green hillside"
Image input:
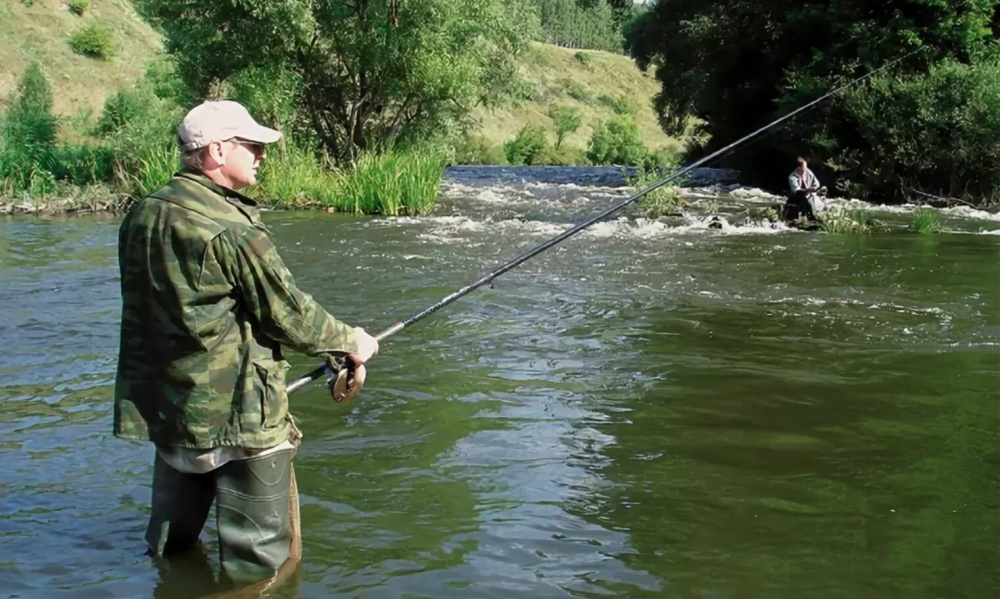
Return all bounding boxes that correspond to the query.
[471,42,687,157]
[0,2,680,155]
[0,0,161,118]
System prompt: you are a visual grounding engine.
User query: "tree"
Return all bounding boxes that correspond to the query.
[531,0,627,51]
[626,0,1000,202]
[138,0,538,162]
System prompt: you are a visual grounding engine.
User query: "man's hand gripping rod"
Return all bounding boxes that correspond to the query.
[286,51,915,399]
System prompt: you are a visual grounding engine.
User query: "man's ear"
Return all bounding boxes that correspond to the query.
[207,140,227,166]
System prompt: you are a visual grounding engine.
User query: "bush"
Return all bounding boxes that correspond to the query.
[68,0,89,16]
[597,94,636,115]
[574,51,593,67]
[94,82,183,196]
[587,115,646,165]
[452,134,507,165]
[840,57,1000,203]
[504,124,550,165]
[0,62,57,193]
[548,105,582,149]
[96,86,156,135]
[69,25,116,60]
[53,143,115,185]
[642,146,682,170]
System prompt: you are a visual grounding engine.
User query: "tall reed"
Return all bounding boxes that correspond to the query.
[333,150,445,215]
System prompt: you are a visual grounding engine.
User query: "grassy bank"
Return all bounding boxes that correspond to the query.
[466,43,692,164]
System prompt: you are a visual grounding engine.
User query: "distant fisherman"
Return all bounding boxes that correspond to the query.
[785,156,826,222]
[113,101,379,584]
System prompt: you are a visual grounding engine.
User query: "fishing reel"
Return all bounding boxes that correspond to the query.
[327,361,366,403]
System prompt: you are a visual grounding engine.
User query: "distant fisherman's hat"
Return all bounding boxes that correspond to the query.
[178,100,281,151]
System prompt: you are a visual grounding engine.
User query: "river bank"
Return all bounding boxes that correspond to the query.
[0,165,737,216]
[4,165,997,229]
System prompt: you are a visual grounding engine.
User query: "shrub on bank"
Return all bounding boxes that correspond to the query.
[504,125,549,165]
[587,115,646,166]
[536,145,589,165]
[53,143,115,185]
[0,62,57,194]
[549,105,582,149]
[94,82,183,197]
[69,25,116,60]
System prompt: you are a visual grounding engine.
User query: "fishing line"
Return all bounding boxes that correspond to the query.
[288,49,919,395]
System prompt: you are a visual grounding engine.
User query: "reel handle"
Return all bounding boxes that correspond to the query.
[326,322,404,402]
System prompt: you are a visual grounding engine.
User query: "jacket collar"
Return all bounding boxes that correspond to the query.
[167,170,262,225]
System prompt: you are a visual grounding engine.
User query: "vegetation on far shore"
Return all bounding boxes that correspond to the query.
[3,0,996,217]
[1,0,689,215]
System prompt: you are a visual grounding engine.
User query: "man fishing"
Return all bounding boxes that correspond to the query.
[113,100,379,583]
[785,156,827,222]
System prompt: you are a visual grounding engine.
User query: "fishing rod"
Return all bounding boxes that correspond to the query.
[288,50,917,398]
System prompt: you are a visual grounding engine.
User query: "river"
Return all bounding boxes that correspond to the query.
[1,167,998,598]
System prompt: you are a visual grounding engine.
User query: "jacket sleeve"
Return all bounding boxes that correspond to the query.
[214,226,359,359]
[788,173,801,193]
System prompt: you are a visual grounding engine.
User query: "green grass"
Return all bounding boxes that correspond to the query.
[118,143,177,198]
[819,206,878,234]
[629,164,687,217]
[334,150,445,216]
[911,209,942,234]
[254,143,339,208]
[254,146,445,215]
[68,0,89,17]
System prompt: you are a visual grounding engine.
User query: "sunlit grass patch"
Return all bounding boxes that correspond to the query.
[911,209,942,234]
[334,150,445,216]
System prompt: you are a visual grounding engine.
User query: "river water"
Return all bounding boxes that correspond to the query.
[1,167,998,598]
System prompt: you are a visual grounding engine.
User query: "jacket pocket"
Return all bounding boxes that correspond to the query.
[251,357,290,429]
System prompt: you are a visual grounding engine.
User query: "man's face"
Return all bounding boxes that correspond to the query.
[218,139,266,189]
[796,162,807,174]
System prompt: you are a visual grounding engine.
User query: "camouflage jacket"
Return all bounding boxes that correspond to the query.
[113,171,358,449]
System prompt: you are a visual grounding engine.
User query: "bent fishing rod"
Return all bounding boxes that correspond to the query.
[287,51,916,396]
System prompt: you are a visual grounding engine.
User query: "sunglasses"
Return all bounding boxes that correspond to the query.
[229,138,266,156]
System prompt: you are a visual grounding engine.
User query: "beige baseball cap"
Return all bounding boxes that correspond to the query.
[178,100,281,151]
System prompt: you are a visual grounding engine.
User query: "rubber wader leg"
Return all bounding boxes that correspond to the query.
[214,449,294,581]
[289,463,302,561]
[146,452,216,556]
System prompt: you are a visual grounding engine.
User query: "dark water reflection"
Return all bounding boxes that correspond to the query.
[0,170,997,598]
